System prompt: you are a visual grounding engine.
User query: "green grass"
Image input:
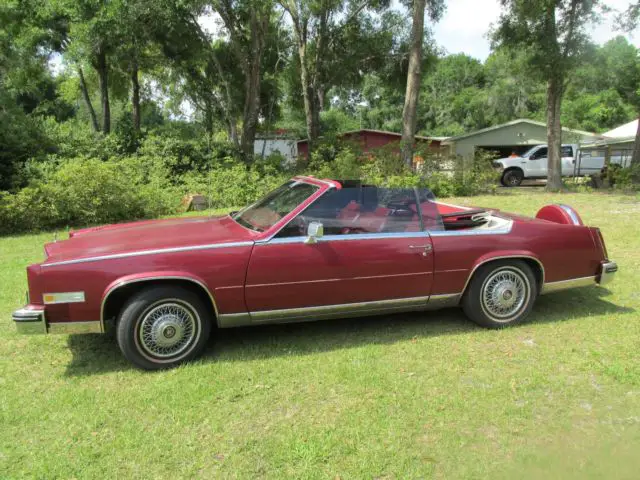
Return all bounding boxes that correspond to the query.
[1,189,639,479]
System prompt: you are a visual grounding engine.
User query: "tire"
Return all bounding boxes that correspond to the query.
[462,260,538,329]
[116,286,212,370]
[501,169,524,187]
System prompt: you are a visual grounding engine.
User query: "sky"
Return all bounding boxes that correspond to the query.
[432,0,640,61]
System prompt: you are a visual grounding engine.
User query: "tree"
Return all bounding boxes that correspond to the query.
[617,4,640,171]
[210,0,274,156]
[400,0,444,166]
[279,0,395,147]
[493,0,600,191]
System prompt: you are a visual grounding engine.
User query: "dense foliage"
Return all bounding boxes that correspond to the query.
[0,132,498,235]
[1,0,639,234]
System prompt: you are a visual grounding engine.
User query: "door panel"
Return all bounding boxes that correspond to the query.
[245,234,434,313]
[561,146,575,175]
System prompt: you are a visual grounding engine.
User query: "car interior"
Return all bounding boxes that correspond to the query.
[276,181,505,238]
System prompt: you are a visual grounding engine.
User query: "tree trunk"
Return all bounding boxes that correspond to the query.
[240,10,265,158]
[131,59,141,131]
[546,75,564,191]
[96,47,110,134]
[77,66,99,132]
[401,0,426,167]
[228,120,239,146]
[298,42,319,145]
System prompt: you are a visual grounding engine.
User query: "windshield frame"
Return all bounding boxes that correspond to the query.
[231,176,337,239]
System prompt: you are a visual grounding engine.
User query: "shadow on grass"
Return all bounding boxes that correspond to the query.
[64,287,632,376]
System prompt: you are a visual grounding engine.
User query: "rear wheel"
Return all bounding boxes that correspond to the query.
[116,286,212,370]
[462,260,537,328]
[501,169,524,187]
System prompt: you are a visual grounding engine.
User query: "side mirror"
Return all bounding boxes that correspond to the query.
[304,221,324,244]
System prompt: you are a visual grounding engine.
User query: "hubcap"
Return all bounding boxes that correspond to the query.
[138,302,197,358]
[481,269,529,321]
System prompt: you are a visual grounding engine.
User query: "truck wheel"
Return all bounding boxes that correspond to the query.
[501,169,524,187]
[462,260,538,329]
[116,286,212,370]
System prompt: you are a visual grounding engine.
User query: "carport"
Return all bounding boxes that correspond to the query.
[443,119,601,159]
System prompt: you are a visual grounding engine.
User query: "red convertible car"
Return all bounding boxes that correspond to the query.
[13,177,617,369]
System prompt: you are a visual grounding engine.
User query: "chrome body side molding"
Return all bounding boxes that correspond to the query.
[460,255,546,295]
[541,276,597,294]
[540,260,618,294]
[42,241,254,268]
[216,293,462,328]
[557,204,582,225]
[100,275,220,332]
[48,321,102,334]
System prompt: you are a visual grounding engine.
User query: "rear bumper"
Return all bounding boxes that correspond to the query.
[598,260,617,286]
[13,305,102,335]
[541,260,617,294]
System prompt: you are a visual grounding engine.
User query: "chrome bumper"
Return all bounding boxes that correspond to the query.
[13,305,102,335]
[598,260,617,286]
[13,306,47,334]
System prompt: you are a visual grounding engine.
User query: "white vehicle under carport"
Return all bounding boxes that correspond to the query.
[493,144,614,187]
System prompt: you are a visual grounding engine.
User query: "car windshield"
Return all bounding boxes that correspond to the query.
[232,180,319,232]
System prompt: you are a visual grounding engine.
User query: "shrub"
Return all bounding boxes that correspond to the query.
[0,157,180,235]
[608,164,640,190]
[0,140,501,236]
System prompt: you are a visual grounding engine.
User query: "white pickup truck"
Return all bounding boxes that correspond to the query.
[493,144,618,187]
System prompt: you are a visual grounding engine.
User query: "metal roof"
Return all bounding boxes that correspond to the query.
[297,129,448,144]
[442,119,600,143]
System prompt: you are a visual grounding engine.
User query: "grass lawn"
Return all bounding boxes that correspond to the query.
[1,189,639,479]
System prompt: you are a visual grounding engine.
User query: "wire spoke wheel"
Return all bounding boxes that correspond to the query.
[480,268,530,322]
[137,301,198,359]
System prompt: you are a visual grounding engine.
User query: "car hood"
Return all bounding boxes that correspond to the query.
[495,156,524,164]
[43,215,257,264]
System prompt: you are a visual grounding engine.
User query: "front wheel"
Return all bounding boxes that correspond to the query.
[116,286,212,370]
[501,169,524,187]
[462,260,538,328]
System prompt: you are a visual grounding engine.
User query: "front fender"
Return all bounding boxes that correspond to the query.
[100,271,217,326]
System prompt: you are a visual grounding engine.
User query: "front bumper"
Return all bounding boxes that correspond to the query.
[13,304,102,335]
[13,306,47,334]
[598,260,618,286]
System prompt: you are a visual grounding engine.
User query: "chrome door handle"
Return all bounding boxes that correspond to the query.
[409,244,433,256]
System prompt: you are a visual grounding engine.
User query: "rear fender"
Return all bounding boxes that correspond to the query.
[463,251,545,294]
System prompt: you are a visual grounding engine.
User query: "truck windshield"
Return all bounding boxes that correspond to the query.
[232,181,319,232]
[521,146,538,158]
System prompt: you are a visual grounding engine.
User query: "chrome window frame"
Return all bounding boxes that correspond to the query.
[258,185,431,244]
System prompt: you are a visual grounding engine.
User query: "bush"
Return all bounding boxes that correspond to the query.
[0,139,501,236]
[0,157,180,235]
[180,159,289,209]
[608,164,640,190]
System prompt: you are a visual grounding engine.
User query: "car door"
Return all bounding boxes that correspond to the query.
[561,145,575,176]
[527,146,547,177]
[244,187,434,318]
